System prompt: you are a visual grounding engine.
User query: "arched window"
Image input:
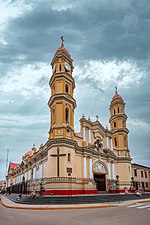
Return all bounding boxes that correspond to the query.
[66,108,69,122]
[65,84,69,93]
[114,109,115,115]
[114,122,116,128]
[59,64,62,72]
[118,108,119,113]
[114,137,117,147]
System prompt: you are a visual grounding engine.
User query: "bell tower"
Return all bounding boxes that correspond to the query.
[109,87,130,157]
[48,37,76,140]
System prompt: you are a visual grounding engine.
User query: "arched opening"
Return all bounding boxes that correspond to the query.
[59,64,62,72]
[65,108,69,122]
[93,161,107,192]
[114,137,117,147]
[65,84,69,93]
[114,109,115,115]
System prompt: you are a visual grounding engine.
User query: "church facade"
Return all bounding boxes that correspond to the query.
[6,41,133,195]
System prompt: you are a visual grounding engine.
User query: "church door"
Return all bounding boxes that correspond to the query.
[94,174,106,191]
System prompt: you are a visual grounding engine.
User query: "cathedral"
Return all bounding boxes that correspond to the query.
[6,39,133,195]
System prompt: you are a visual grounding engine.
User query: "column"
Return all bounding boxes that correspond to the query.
[110,138,113,150]
[108,161,111,179]
[88,129,91,143]
[39,164,42,178]
[89,157,93,179]
[83,126,86,141]
[84,156,87,178]
[33,167,36,179]
[106,137,109,148]
[112,162,115,180]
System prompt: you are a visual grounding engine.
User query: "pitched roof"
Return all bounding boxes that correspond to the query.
[9,162,19,169]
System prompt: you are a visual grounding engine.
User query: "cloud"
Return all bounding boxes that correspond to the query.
[0,0,150,179]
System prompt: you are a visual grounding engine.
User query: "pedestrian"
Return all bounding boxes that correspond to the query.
[135,190,142,198]
[124,186,128,194]
[30,189,36,199]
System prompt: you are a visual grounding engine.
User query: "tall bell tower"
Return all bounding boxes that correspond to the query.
[48,37,76,140]
[109,87,130,158]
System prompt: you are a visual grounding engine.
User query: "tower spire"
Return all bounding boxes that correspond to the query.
[60,36,64,47]
[115,86,117,94]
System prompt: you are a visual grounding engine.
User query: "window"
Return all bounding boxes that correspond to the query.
[66,108,69,122]
[141,171,144,177]
[122,121,125,127]
[114,137,117,147]
[114,109,115,115]
[146,182,148,188]
[59,64,62,71]
[124,136,127,147]
[145,171,147,178]
[114,122,116,128]
[65,84,69,93]
[68,153,71,162]
[142,182,145,188]
[118,108,119,113]
[134,169,137,176]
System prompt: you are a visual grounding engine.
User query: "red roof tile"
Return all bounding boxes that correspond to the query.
[25,150,33,157]
[10,162,19,169]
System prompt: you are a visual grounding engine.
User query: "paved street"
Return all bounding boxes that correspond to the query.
[0,201,149,225]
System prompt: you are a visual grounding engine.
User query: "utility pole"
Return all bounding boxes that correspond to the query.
[5,149,9,177]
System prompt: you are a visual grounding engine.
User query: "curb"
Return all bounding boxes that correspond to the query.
[1,196,150,211]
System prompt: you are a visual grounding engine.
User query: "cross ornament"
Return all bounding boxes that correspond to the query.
[50,148,66,177]
[96,115,99,121]
[60,36,64,47]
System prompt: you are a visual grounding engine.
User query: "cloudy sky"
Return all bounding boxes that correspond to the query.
[0,0,150,180]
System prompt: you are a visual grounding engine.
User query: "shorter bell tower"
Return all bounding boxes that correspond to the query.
[109,87,130,157]
[48,37,76,140]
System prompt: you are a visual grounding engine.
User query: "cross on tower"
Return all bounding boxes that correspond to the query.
[50,148,66,177]
[115,86,117,93]
[96,115,99,121]
[60,36,64,47]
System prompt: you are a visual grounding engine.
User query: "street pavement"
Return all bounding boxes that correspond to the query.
[0,200,150,225]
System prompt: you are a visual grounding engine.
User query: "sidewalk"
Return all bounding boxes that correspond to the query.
[1,195,150,210]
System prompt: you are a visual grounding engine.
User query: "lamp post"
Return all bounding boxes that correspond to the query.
[131,176,134,192]
[116,175,119,193]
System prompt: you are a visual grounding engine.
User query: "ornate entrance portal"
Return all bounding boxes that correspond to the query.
[93,161,108,192]
[94,174,106,191]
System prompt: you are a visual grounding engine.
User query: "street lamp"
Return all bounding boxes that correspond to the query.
[116,175,119,193]
[131,176,134,188]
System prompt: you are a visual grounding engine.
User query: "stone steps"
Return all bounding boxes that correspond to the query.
[6,193,150,205]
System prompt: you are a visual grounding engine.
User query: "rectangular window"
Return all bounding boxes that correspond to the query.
[141,171,144,177]
[146,182,148,188]
[134,169,137,176]
[68,153,71,162]
[145,171,147,178]
[142,182,144,188]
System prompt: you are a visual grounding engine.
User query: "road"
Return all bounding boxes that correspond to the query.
[0,201,149,225]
